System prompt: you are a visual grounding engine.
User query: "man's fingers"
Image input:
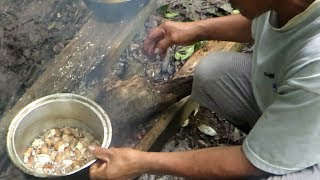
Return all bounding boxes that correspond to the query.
[90,161,101,172]
[89,146,110,162]
[155,37,172,58]
[90,160,108,179]
[144,28,166,55]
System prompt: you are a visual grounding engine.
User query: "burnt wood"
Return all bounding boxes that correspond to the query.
[134,41,244,152]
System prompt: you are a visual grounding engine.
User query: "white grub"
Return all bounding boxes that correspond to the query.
[44,138,54,147]
[63,159,73,167]
[79,138,90,147]
[74,149,81,157]
[34,154,51,169]
[31,139,44,148]
[54,152,64,163]
[62,127,72,135]
[53,137,62,142]
[49,151,57,160]
[57,143,69,153]
[53,129,62,137]
[75,142,86,155]
[54,141,64,151]
[23,148,33,163]
[24,126,101,175]
[43,163,54,170]
[71,128,84,138]
[69,138,79,150]
[62,134,74,143]
[26,155,35,167]
[90,140,102,147]
[83,132,94,143]
[40,144,49,154]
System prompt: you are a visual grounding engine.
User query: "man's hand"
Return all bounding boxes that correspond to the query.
[89,146,146,180]
[144,15,253,58]
[144,21,201,58]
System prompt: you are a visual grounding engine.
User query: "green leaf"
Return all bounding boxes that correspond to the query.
[157,4,169,15]
[194,41,204,51]
[175,45,195,61]
[165,12,179,19]
[47,22,56,30]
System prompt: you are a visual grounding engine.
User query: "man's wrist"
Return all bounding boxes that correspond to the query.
[134,151,154,174]
[193,20,210,41]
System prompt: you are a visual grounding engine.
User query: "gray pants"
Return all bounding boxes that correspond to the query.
[191,52,320,180]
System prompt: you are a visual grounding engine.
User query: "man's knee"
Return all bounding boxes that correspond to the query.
[194,52,231,84]
[194,52,252,84]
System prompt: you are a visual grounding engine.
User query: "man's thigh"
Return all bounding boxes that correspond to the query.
[191,52,261,132]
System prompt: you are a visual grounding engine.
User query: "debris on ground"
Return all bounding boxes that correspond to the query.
[139,107,247,180]
[0,0,90,117]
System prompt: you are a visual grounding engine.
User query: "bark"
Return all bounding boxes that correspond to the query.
[97,76,193,146]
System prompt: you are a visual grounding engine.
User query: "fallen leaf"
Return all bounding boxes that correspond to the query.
[175,45,195,61]
[47,22,56,30]
[158,4,169,15]
[165,12,179,19]
[197,124,217,136]
[232,9,240,15]
[181,118,190,127]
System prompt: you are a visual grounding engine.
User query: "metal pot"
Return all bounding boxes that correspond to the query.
[7,93,112,177]
[84,0,150,21]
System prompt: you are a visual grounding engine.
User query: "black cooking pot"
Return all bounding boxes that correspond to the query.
[84,0,150,22]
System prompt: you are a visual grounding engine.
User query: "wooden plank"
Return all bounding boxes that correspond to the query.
[0,0,157,177]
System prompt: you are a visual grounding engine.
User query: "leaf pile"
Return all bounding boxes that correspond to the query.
[157,0,234,21]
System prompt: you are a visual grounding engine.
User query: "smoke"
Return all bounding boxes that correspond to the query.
[84,0,150,22]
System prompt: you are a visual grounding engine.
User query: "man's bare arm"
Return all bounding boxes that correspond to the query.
[89,146,266,179]
[144,14,253,56]
[195,14,253,43]
[144,146,264,179]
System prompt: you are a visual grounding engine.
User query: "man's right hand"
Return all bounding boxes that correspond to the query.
[143,21,201,58]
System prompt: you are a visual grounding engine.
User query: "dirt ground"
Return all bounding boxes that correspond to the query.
[0,0,89,117]
[138,105,246,180]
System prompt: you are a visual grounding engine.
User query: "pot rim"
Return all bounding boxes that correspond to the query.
[6,93,112,177]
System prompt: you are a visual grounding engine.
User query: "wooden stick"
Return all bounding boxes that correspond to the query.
[135,97,189,151]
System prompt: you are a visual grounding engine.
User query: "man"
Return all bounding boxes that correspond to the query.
[89,0,320,179]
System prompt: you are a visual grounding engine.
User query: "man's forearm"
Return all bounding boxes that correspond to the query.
[194,14,253,43]
[141,146,265,179]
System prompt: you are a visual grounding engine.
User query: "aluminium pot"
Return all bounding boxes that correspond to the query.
[6,93,112,177]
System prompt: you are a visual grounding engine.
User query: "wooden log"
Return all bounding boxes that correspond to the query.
[0,0,157,178]
[97,76,193,147]
[134,41,244,152]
